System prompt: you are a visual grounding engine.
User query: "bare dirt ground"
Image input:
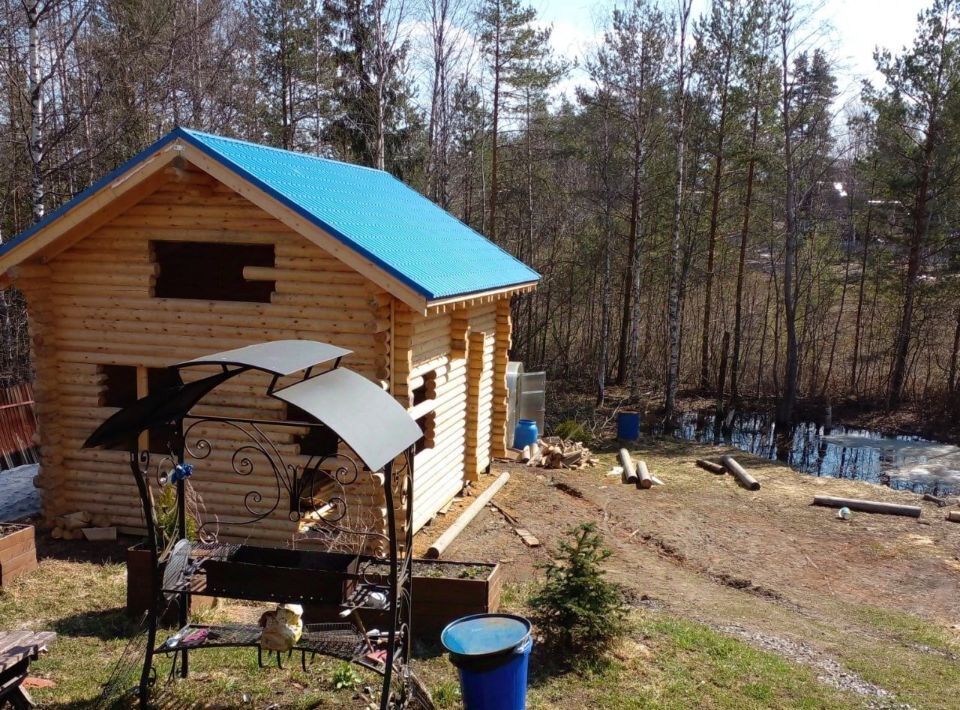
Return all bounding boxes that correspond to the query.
[414,438,960,705]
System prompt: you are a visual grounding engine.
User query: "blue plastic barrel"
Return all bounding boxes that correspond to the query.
[617,411,641,441]
[513,419,539,449]
[442,614,533,710]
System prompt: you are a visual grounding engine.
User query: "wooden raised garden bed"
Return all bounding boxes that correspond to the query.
[308,558,502,639]
[0,524,38,587]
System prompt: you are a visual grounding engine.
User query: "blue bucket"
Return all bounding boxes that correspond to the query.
[513,419,539,449]
[617,411,641,441]
[441,614,533,710]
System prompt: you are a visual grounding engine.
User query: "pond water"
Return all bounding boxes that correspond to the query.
[668,410,960,496]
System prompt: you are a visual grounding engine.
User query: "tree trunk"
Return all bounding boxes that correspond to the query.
[949,306,960,393]
[821,204,854,398]
[888,159,932,408]
[487,14,501,242]
[730,100,759,404]
[27,0,44,222]
[618,137,642,391]
[850,199,874,395]
[888,13,948,408]
[699,54,731,391]
[665,0,692,423]
[777,8,799,428]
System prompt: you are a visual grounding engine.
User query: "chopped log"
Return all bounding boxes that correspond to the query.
[527,438,593,469]
[636,460,653,490]
[813,495,921,518]
[720,456,760,491]
[696,459,726,475]
[922,493,950,507]
[618,449,637,484]
[58,511,92,531]
[946,511,960,523]
[425,472,510,559]
[650,475,665,486]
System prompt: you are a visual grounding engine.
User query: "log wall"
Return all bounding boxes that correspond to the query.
[38,173,392,546]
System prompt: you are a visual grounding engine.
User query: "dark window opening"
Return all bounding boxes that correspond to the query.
[98,365,179,453]
[297,467,338,512]
[152,241,275,302]
[415,412,435,454]
[100,365,138,409]
[286,404,340,458]
[411,371,437,407]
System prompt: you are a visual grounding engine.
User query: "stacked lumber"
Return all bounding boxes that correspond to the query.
[522,437,597,469]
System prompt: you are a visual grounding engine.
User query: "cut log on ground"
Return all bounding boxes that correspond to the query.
[425,472,510,559]
[636,460,653,490]
[720,456,760,491]
[696,459,726,475]
[813,495,922,518]
[618,449,637,484]
[946,511,960,523]
[923,494,954,507]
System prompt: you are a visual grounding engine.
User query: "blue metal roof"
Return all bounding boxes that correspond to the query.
[0,128,539,301]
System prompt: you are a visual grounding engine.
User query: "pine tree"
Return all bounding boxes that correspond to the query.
[867,0,960,407]
[324,0,416,171]
[475,0,553,243]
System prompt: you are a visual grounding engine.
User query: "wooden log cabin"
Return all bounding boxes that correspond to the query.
[0,129,539,545]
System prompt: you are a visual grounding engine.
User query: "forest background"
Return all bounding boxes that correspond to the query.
[2,0,959,431]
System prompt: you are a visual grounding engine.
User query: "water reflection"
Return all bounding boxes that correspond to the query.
[666,410,960,496]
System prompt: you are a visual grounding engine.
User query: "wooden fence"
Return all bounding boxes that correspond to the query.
[0,383,38,471]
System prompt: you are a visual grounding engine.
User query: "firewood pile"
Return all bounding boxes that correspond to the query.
[521,437,598,469]
[51,511,117,541]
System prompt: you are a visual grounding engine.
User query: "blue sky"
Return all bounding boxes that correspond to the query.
[528,0,929,108]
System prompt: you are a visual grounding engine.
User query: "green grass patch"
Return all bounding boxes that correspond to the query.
[5,556,945,709]
[832,604,960,710]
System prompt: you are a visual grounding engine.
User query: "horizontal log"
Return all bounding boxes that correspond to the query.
[243,266,367,285]
[273,257,371,275]
[720,455,760,491]
[50,283,148,297]
[696,459,726,475]
[53,331,377,355]
[109,214,285,231]
[57,314,382,339]
[426,472,509,558]
[812,495,921,518]
[80,226,285,249]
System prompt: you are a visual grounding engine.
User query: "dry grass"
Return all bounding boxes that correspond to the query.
[2,440,958,708]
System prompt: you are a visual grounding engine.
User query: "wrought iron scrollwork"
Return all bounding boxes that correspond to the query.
[177,416,391,548]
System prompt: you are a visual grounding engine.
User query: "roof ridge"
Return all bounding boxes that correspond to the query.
[177,127,390,176]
